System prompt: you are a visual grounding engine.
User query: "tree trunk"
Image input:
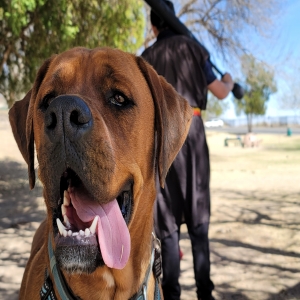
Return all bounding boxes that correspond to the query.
[247,114,252,132]
[0,44,12,75]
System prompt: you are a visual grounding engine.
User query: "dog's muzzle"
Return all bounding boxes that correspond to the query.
[42,95,133,273]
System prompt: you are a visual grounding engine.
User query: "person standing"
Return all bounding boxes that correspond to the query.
[141,1,234,300]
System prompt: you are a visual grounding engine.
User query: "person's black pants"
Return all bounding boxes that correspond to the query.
[161,222,214,300]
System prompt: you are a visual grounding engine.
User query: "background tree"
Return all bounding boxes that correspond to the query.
[143,0,282,60]
[0,0,145,107]
[202,93,229,121]
[281,64,300,113]
[233,54,277,132]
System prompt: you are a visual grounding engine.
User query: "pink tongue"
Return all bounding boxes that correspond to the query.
[70,191,130,269]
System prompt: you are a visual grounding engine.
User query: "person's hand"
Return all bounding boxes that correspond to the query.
[221,73,234,91]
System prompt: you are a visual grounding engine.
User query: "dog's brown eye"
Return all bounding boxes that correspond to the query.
[108,92,133,108]
[114,94,125,105]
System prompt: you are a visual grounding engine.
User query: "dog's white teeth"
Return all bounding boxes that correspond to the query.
[63,190,70,206]
[56,218,66,235]
[61,195,71,228]
[61,204,67,216]
[63,214,71,228]
[89,216,99,235]
[57,216,96,237]
[59,227,93,237]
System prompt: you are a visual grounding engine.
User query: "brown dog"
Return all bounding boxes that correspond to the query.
[9,47,193,300]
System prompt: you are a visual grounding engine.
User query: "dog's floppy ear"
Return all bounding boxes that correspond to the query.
[137,57,193,187]
[9,57,54,189]
[9,90,35,188]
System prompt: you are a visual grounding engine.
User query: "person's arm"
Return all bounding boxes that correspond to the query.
[208,73,234,100]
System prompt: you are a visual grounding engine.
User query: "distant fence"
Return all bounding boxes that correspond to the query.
[223,116,300,127]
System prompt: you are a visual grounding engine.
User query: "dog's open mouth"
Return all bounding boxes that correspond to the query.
[53,168,132,272]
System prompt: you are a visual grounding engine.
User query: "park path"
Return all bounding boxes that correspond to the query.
[1,110,300,299]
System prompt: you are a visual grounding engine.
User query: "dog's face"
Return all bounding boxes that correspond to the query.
[9,47,193,274]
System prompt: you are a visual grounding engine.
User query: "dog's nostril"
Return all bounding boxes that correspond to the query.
[70,111,80,125]
[46,112,57,129]
[70,110,90,126]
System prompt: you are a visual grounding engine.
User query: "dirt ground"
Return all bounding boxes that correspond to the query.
[0,109,299,300]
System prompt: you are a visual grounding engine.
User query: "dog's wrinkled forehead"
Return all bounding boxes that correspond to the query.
[43,47,140,91]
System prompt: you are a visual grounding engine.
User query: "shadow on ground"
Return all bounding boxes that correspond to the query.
[0,159,45,229]
[0,159,46,300]
[179,187,300,300]
[268,282,300,300]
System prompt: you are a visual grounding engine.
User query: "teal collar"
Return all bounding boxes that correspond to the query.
[46,234,78,299]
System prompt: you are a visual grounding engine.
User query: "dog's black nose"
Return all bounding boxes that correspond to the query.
[45,95,92,143]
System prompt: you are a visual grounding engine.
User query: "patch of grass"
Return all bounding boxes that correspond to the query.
[262,135,300,151]
[207,131,300,193]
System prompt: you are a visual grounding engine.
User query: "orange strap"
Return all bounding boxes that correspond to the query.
[193,107,201,116]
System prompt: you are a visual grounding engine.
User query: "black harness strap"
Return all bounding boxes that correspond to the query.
[40,269,57,300]
[129,234,162,300]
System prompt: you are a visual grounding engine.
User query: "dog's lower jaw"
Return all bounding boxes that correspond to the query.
[60,247,156,300]
[55,243,103,274]
[60,211,156,300]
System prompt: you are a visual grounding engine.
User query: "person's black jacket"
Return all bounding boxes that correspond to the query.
[142,29,209,109]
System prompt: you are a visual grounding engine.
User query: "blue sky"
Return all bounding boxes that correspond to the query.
[221,0,300,118]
